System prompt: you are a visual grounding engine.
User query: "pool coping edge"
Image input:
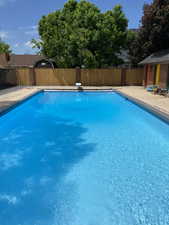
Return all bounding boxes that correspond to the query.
[0,89,43,117]
[116,90,169,124]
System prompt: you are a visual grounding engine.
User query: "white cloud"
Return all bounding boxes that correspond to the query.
[18,25,38,36]
[31,25,38,30]
[25,25,38,36]
[19,25,37,30]
[25,30,38,36]
[25,40,33,48]
[0,26,38,54]
[0,31,8,40]
[14,43,19,48]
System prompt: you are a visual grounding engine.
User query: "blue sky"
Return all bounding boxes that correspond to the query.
[0,0,152,54]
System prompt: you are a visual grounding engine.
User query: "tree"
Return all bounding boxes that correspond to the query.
[33,0,128,68]
[0,39,11,54]
[129,0,169,65]
[127,30,140,66]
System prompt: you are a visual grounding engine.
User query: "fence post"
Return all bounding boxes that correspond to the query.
[143,65,147,87]
[32,68,36,86]
[121,68,126,86]
[76,67,81,83]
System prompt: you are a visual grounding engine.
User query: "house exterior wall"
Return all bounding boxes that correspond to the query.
[155,64,160,85]
[144,63,169,89]
[159,64,168,88]
[142,65,147,87]
[146,65,154,86]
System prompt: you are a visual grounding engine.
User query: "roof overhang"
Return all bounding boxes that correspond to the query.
[138,49,169,65]
[139,60,169,65]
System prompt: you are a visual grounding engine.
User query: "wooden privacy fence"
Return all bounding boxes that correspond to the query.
[0,68,144,86]
[81,69,122,86]
[35,69,76,86]
[17,68,35,85]
[125,68,144,85]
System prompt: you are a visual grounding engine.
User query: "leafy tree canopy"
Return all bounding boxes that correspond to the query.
[129,0,169,65]
[33,0,128,68]
[0,39,11,54]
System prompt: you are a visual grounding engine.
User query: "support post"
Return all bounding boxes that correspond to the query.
[76,67,81,83]
[32,68,36,86]
[121,68,126,86]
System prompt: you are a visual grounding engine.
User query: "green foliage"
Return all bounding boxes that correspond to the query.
[126,30,139,66]
[0,39,11,54]
[33,0,128,68]
[129,0,169,65]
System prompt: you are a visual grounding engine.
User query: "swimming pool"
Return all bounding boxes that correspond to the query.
[0,91,169,225]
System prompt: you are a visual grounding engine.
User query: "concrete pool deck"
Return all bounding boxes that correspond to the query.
[0,86,169,121]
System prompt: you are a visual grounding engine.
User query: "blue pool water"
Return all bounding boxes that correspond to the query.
[0,91,169,225]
